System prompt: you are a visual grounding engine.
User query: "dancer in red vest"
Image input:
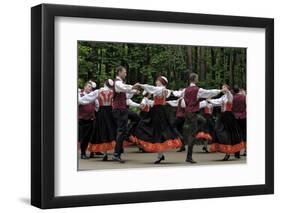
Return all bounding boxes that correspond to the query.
[80,78,140,161]
[167,99,215,154]
[182,73,221,163]
[132,76,182,164]
[232,85,247,156]
[207,84,245,160]
[112,66,139,163]
[85,79,116,161]
[78,81,97,159]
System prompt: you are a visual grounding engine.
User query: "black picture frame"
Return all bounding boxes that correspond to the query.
[31,3,274,209]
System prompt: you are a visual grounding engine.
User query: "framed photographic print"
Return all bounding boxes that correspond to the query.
[31,3,274,209]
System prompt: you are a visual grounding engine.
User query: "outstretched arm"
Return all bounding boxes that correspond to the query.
[199,100,208,109]
[198,88,221,99]
[78,90,99,105]
[126,99,140,108]
[115,81,135,93]
[126,92,135,100]
[172,89,185,98]
[139,84,164,96]
[207,96,223,107]
[225,90,233,103]
[166,100,179,107]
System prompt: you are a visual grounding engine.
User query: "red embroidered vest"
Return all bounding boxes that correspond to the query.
[153,96,166,105]
[222,102,232,112]
[78,91,95,120]
[232,94,246,119]
[112,79,127,110]
[98,89,113,107]
[204,106,213,114]
[184,86,200,113]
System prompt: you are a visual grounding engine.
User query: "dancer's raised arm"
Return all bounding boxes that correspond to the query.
[199,100,208,109]
[207,90,233,107]
[138,84,163,95]
[126,99,140,108]
[197,88,222,99]
[172,89,185,98]
[207,96,223,107]
[167,99,179,107]
[173,87,220,99]
[78,89,99,105]
[140,97,154,107]
[115,77,138,94]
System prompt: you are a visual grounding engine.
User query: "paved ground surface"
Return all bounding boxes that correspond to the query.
[78,145,246,171]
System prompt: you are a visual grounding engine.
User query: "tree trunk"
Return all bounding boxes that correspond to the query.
[211,48,216,80]
[187,46,193,71]
[229,49,236,87]
[220,48,225,81]
[199,47,206,80]
[196,47,200,76]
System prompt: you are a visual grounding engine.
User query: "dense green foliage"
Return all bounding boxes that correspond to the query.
[78,41,246,90]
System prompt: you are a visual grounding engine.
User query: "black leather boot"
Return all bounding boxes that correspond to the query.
[222,154,230,161]
[202,146,209,153]
[185,158,197,163]
[186,145,197,163]
[102,154,108,161]
[112,154,125,163]
[81,153,89,159]
[154,155,165,164]
[89,152,95,158]
[234,152,241,159]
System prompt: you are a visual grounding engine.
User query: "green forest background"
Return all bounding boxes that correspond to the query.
[78,41,246,90]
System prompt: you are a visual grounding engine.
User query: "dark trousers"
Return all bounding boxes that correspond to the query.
[185,112,206,159]
[236,118,246,141]
[173,117,185,142]
[113,109,129,156]
[127,111,141,136]
[78,119,94,155]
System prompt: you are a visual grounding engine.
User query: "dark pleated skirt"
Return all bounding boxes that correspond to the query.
[139,111,151,121]
[78,119,94,143]
[131,105,182,152]
[195,114,215,142]
[88,106,117,152]
[210,111,245,154]
[127,111,150,145]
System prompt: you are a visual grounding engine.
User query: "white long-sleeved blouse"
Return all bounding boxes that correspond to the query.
[141,97,154,107]
[126,99,140,108]
[114,76,137,94]
[208,91,233,112]
[167,99,211,110]
[78,89,99,105]
[172,83,221,99]
[140,84,171,98]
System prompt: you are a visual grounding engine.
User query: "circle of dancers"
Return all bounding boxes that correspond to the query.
[78,66,246,164]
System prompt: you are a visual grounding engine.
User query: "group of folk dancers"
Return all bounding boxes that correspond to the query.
[78,66,246,164]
